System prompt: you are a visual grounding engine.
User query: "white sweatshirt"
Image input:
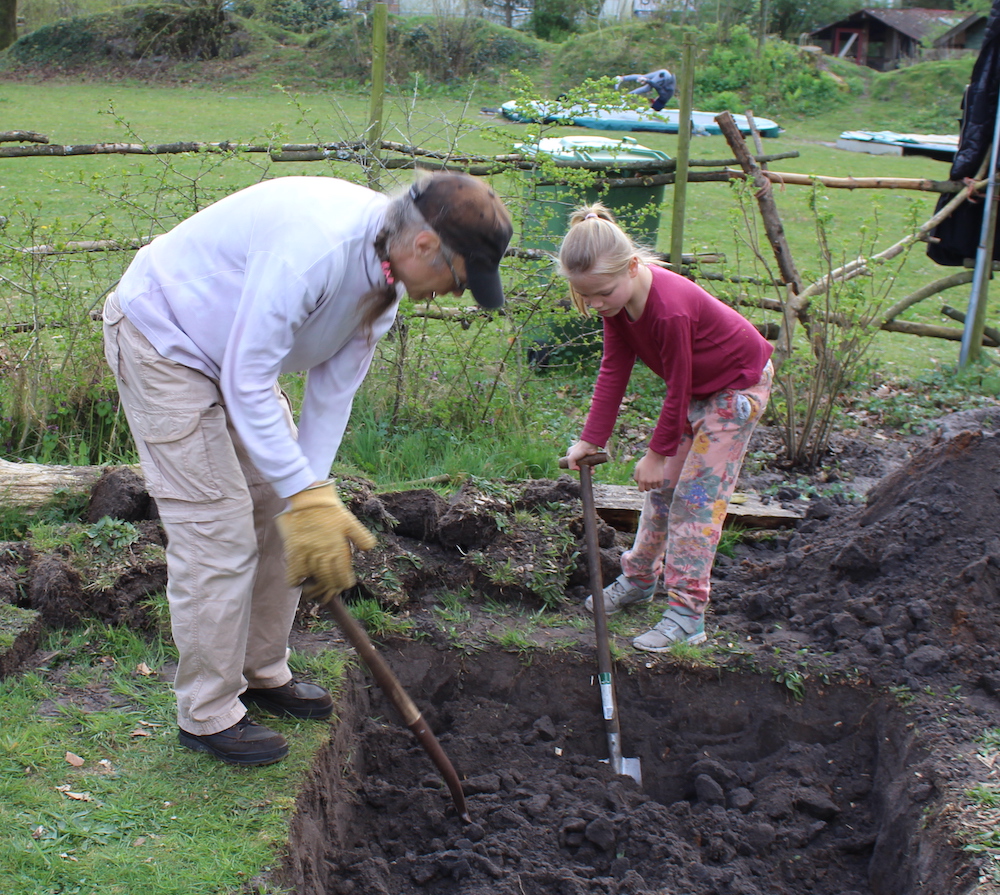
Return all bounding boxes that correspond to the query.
[116,176,401,499]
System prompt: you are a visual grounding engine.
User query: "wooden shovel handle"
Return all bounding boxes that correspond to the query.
[309,585,471,823]
[558,451,609,469]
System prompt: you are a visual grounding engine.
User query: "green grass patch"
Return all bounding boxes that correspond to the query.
[346,596,417,638]
[0,622,349,895]
[0,491,92,541]
[869,58,975,133]
[0,604,38,653]
[1,41,995,474]
[967,784,1000,809]
[29,519,164,594]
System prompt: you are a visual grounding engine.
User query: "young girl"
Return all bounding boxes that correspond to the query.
[560,204,773,652]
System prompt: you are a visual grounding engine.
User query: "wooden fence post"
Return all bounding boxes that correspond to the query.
[367,2,388,191]
[716,110,804,370]
[669,33,696,275]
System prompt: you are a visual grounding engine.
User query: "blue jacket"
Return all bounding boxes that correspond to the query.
[618,69,676,109]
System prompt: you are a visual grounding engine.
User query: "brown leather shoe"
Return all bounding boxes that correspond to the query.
[241,678,334,720]
[178,717,288,766]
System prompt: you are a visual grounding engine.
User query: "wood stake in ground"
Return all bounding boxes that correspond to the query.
[716,111,805,370]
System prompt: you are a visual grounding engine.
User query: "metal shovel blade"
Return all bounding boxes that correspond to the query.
[622,757,642,784]
[600,750,643,786]
[603,756,643,786]
[598,673,643,786]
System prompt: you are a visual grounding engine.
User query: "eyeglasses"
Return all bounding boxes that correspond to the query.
[442,253,466,294]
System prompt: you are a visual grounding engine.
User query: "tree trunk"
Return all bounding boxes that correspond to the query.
[0,0,17,52]
[0,458,115,509]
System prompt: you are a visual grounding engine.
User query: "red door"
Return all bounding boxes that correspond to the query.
[833,28,867,66]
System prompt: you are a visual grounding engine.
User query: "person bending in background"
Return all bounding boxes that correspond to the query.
[558,203,772,652]
[615,68,676,111]
[103,172,512,765]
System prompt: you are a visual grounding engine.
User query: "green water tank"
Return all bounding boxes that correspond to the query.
[515,135,672,251]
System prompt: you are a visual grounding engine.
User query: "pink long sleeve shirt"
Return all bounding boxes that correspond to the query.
[580,265,773,458]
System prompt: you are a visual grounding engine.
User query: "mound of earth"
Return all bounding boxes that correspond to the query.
[711,425,1000,698]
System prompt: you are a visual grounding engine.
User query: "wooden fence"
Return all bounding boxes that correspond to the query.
[1,121,995,360]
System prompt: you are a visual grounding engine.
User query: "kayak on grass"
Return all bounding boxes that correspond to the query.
[500,100,782,138]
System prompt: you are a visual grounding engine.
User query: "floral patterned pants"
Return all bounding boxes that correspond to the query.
[620,361,773,615]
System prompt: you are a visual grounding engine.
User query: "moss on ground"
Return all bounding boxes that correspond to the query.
[0,603,38,653]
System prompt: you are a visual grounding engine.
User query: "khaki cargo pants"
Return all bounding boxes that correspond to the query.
[103,293,298,735]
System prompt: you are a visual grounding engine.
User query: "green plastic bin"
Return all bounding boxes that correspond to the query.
[515,135,672,251]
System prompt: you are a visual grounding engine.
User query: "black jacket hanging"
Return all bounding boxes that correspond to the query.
[926,0,1000,266]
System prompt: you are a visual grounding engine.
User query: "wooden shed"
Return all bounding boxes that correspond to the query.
[933,12,990,53]
[809,7,965,70]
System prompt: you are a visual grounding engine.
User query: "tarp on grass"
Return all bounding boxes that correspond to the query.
[500,100,781,138]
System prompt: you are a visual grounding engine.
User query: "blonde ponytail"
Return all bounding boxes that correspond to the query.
[557,203,661,313]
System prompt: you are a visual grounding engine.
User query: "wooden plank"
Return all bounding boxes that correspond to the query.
[592,483,803,532]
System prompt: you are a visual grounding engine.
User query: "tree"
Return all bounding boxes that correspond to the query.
[768,0,857,41]
[0,0,16,52]
[529,0,600,40]
[482,0,522,28]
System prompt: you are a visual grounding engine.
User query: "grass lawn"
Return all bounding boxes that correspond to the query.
[1,78,977,383]
[0,614,350,895]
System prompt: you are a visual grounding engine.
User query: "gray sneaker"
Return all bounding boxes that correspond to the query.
[633,606,707,652]
[584,574,655,615]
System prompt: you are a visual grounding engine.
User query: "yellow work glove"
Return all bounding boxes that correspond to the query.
[275,482,376,599]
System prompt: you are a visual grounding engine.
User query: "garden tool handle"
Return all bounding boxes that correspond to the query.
[308,583,471,823]
[565,454,627,776]
[558,451,609,469]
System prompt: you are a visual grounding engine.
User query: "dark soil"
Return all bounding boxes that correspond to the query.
[288,647,955,895]
[4,409,1000,894]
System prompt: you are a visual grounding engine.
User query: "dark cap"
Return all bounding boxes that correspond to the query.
[410,173,513,309]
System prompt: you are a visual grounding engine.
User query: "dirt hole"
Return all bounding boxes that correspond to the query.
[283,645,954,895]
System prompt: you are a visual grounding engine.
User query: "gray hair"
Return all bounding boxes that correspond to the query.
[378,180,458,266]
[362,179,452,338]
[381,188,431,254]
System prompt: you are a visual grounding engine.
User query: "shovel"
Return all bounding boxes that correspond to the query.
[311,584,472,823]
[560,453,642,786]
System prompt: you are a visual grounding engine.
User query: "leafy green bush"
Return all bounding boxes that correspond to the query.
[551,20,680,90]
[306,14,543,83]
[694,25,848,115]
[524,305,604,373]
[234,0,344,34]
[710,90,744,113]
[528,0,601,42]
[5,16,103,64]
[4,3,251,66]
[132,4,245,59]
[552,22,853,117]
[86,516,140,554]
